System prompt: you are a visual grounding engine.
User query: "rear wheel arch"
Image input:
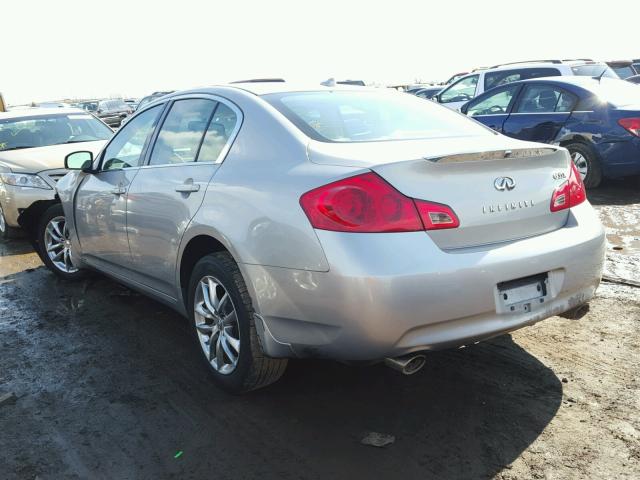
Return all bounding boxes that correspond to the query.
[179,234,235,303]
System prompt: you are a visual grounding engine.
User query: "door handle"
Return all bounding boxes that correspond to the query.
[110,184,126,195]
[175,182,200,193]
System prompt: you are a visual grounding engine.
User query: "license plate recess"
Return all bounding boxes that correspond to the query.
[497,273,548,313]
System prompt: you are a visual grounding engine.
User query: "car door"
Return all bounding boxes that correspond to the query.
[74,104,164,271]
[463,84,521,132]
[436,74,479,110]
[126,95,241,297]
[503,83,578,143]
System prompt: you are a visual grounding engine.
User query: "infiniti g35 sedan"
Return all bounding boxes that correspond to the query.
[32,83,605,392]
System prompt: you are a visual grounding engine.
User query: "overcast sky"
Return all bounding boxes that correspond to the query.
[2,0,638,104]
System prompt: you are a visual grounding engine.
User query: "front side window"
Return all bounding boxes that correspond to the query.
[197,103,238,162]
[264,90,493,143]
[439,75,479,103]
[0,113,113,152]
[149,99,217,166]
[467,85,520,116]
[515,85,575,114]
[101,105,162,170]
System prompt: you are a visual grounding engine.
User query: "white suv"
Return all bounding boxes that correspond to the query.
[435,60,617,111]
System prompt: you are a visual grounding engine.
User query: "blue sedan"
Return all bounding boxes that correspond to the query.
[461,77,640,187]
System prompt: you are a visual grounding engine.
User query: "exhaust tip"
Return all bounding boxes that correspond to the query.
[384,354,427,375]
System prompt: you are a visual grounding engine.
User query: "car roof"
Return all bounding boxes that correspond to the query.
[0,107,88,119]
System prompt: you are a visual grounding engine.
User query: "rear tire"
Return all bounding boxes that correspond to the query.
[37,204,85,280]
[567,143,602,188]
[187,252,287,393]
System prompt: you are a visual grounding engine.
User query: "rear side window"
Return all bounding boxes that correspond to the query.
[484,68,561,91]
[264,90,493,142]
[515,85,577,113]
[149,99,217,165]
[197,103,238,162]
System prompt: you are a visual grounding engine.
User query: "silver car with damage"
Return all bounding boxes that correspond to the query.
[43,83,605,392]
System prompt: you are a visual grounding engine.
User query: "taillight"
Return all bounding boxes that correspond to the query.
[550,162,586,212]
[299,172,459,233]
[414,200,460,230]
[618,117,640,137]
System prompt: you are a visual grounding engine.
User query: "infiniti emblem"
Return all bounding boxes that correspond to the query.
[494,176,516,191]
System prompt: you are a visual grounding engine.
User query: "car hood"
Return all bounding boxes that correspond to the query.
[0,140,106,173]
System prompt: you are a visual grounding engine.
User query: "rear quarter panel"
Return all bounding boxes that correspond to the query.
[178,89,363,277]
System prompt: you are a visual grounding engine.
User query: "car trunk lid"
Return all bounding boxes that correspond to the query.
[308,136,571,249]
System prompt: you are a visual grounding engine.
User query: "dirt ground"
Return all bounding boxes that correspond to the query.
[1,179,638,480]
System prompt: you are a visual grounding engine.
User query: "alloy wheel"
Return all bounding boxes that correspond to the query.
[571,151,589,180]
[44,216,78,273]
[194,275,241,375]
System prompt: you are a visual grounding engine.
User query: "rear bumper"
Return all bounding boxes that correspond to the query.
[244,202,605,361]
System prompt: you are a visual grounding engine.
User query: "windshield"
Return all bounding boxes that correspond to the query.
[264,90,493,143]
[592,79,640,107]
[572,64,618,79]
[0,113,113,151]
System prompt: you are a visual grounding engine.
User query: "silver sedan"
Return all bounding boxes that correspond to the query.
[39,82,605,392]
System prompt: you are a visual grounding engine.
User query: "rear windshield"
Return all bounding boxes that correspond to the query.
[591,79,640,107]
[264,91,493,142]
[572,64,618,78]
[611,65,636,79]
[0,113,112,152]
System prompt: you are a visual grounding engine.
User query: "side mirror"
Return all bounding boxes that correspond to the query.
[65,151,94,172]
[460,102,469,114]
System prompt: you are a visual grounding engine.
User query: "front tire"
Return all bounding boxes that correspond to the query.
[188,252,287,393]
[567,143,602,188]
[37,204,85,280]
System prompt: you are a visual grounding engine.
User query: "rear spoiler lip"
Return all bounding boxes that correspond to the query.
[424,147,559,164]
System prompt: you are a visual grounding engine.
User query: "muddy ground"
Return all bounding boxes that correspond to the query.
[1,179,639,480]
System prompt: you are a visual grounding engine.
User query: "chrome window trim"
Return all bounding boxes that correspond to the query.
[509,112,572,116]
[470,113,510,117]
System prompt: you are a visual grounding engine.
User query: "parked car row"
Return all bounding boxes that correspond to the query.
[433,59,618,111]
[78,98,133,128]
[0,81,605,392]
[459,76,640,188]
[404,59,640,188]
